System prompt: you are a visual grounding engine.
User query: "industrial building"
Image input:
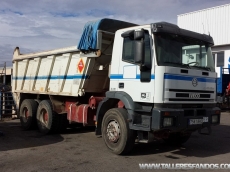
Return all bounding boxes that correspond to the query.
[178,3,230,71]
[178,3,230,101]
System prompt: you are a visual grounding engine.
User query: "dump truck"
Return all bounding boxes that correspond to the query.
[12,18,220,154]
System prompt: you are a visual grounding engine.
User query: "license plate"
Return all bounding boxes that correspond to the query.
[203,117,208,122]
[189,119,203,125]
[189,117,209,125]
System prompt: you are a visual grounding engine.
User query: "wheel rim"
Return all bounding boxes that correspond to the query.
[106,120,120,143]
[40,108,49,126]
[22,107,29,122]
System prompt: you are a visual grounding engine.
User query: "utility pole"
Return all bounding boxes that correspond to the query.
[3,62,6,85]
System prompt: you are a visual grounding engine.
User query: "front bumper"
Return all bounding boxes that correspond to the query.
[130,107,221,132]
[151,107,220,132]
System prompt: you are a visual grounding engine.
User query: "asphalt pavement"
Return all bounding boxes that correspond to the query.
[0,112,230,172]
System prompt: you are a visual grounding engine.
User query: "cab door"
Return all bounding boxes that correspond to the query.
[117,28,155,103]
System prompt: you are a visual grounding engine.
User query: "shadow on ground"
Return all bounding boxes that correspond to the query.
[128,124,230,158]
[0,119,95,152]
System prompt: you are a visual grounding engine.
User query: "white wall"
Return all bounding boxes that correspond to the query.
[178,4,230,46]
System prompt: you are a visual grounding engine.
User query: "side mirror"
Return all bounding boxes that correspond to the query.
[134,30,145,40]
[134,30,145,64]
[134,41,145,64]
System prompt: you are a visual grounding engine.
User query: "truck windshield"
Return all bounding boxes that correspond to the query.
[154,33,215,71]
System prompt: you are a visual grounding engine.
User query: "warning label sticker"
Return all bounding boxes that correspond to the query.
[77,58,84,73]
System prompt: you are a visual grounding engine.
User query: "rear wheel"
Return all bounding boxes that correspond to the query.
[36,100,59,134]
[102,108,135,155]
[20,99,38,130]
[164,132,191,145]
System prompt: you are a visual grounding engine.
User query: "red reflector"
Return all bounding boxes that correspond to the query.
[164,112,170,116]
[215,110,220,114]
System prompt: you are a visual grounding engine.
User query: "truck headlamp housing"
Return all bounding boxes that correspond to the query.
[212,115,219,124]
[163,117,173,127]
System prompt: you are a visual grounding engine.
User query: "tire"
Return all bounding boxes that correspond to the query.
[20,99,38,130]
[36,100,59,134]
[102,108,135,155]
[164,132,191,145]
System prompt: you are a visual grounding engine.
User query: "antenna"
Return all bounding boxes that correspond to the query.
[205,12,210,36]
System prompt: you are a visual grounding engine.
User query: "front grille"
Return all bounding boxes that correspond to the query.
[176,93,211,98]
[169,98,213,101]
[169,89,214,93]
[200,94,210,98]
[176,93,189,97]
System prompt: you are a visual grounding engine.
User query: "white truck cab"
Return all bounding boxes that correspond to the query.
[96,21,220,154]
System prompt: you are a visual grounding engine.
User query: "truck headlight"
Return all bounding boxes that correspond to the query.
[212,115,219,123]
[163,117,173,127]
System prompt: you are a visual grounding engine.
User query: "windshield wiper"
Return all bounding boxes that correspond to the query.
[190,65,211,71]
[163,62,190,68]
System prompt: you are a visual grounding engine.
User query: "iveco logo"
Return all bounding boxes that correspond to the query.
[189,93,200,99]
[192,78,198,87]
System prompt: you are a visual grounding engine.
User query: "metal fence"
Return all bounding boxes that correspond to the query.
[0,62,6,85]
[0,61,14,120]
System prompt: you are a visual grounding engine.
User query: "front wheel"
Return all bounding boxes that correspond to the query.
[102,108,135,155]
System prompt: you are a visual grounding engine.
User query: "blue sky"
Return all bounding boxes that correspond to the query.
[0,0,229,65]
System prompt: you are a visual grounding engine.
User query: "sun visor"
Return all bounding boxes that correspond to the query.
[77,18,137,51]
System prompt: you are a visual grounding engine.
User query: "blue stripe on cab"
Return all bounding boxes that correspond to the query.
[110,74,123,79]
[164,74,216,83]
[110,74,155,79]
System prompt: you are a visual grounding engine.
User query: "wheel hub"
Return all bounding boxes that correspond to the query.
[43,113,48,123]
[106,120,120,143]
[40,109,49,125]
